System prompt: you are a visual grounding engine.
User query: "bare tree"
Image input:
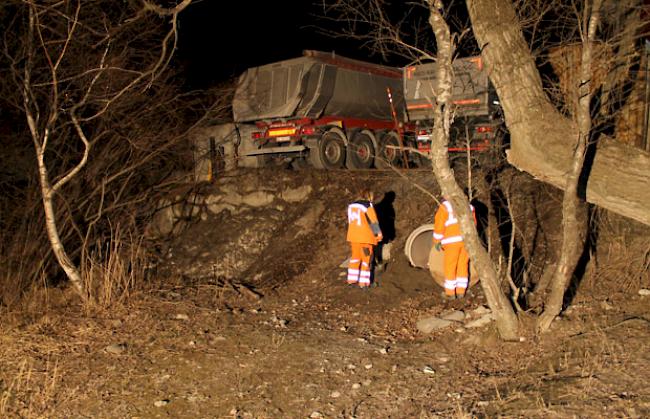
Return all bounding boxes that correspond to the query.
[2,0,195,298]
[467,0,650,227]
[426,0,520,340]
[321,0,521,339]
[537,0,603,332]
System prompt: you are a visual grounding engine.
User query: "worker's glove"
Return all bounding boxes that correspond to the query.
[434,242,442,252]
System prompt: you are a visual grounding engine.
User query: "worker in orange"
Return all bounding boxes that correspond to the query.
[433,196,476,299]
[347,188,383,288]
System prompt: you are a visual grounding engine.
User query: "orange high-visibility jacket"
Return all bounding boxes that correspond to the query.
[433,200,476,245]
[347,200,383,245]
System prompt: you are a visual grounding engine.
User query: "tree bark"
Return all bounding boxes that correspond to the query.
[466,0,650,227]
[428,0,519,341]
[538,0,603,332]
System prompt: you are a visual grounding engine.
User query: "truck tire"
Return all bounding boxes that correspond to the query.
[375,131,402,169]
[346,130,375,169]
[310,127,346,169]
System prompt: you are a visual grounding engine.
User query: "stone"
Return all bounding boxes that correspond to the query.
[416,316,453,334]
[104,343,127,355]
[206,202,236,215]
[423,366,435,374]
[442,310,466,322]
[471,305,491,317]
[241,191,275,207]
[154,399,169,407]
[638,288,650,296]
[464,314,494,328]
[281,185,313,202]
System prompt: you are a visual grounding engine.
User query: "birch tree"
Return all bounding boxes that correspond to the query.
[426,0,520,340]
[4,0,193,298]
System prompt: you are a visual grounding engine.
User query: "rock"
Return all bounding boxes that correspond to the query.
[146,203,175,237]
[310,411,324,418]
[293,202,325,237]
[206,202,236,215]
[423,366,435,375]
[364,364,373,370]
[173,313,189,321]
[378,348,388,355]
[464,314,494,328]
[330,391,341,398]
[154,399,170,407]
[471,305,491,317]
[639,288,650,296]
[281,185,313,202]
[241,191,275,207]
[600,301,614,310]
[442,310,466,322]
[103,343,127,355]
[352,383,361,390]
[416,316,453,333]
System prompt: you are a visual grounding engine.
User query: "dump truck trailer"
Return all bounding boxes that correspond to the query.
[403,56,503,158]
[233,50,415,169]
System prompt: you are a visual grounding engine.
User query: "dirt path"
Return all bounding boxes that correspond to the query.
[2,262,650,418]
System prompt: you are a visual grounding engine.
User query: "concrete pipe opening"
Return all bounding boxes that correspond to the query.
[404,224,479,288]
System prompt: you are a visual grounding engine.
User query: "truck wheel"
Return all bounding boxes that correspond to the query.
[310,127,346,169]
[346,130,375,169]
[375,131,402,169]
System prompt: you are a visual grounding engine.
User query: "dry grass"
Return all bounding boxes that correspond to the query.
[81,229,147,312]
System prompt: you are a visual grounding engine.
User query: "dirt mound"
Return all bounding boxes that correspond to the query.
[162,168,439,292]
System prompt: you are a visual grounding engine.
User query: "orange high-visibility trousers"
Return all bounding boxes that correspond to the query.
[347,242,374,287]
[443,242,469,296]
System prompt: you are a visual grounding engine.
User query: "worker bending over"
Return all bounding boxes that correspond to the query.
[346,188,383,288]
[433,196,476,299]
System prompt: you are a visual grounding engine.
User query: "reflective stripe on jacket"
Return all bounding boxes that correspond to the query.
[347,200,383,245]
[433,200,476,245]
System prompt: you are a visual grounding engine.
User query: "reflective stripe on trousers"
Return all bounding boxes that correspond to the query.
[443,242,469,290]
[347,242,374,285]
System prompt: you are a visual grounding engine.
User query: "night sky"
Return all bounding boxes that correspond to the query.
[176,1,375,89]
[173,0,431,90]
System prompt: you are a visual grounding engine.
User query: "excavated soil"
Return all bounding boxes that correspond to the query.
[1,167,649,418]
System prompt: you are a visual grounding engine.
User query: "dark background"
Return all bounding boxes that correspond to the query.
[176,1,374,89]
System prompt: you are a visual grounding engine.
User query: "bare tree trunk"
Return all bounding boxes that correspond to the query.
[427,0,519,341]
[466,0,650,227]
[538,0,603,332]
[38,167,85,295]
[13,0,193,299]
[22,5,86,296]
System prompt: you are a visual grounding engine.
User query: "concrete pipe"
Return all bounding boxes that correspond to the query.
[404,224,479,288]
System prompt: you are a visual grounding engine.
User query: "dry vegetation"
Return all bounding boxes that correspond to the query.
[1,167,649,418]
[1,0,650,417]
